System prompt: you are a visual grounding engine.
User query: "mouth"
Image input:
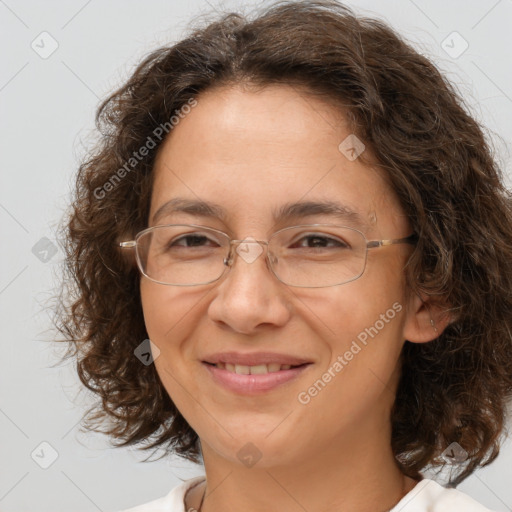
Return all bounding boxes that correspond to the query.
[203,361,305,374]
[201,358,312,395]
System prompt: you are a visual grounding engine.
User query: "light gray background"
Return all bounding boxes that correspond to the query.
[1,0,511,511]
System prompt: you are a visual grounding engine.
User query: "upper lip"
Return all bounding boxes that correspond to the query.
[202,351,312,366]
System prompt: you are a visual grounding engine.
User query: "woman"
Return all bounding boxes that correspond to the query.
[56,1,512,511]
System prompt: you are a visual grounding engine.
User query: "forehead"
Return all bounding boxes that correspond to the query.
[150,84,407,235]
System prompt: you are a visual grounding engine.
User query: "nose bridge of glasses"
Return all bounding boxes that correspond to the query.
[225,238,273,267]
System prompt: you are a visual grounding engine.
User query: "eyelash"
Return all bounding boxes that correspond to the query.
[169,233,348,249]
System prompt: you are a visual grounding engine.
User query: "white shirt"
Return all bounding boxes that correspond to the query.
[119,475,496,512]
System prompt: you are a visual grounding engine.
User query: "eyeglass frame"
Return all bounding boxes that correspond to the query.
[119,223,418,288]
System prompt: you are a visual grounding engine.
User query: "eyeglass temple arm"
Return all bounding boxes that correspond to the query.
[367,233,417,249]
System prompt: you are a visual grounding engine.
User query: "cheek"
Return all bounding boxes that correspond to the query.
[139,279,209,377]
[140,280,201,344]
[302,286,405,431]
[140,281,203,415]
[139,281,196,388]
[323,260,405,338]
[320,258,407,378]
[140,281,172,341]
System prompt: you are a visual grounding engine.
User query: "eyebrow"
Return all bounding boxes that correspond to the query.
[151,197,368,229]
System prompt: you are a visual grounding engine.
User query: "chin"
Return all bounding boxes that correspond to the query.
[200,425,305,469]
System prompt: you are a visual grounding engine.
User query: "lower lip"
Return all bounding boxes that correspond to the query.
[202,362,311,395]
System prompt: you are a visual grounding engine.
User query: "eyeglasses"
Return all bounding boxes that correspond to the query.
[119,223,417,288]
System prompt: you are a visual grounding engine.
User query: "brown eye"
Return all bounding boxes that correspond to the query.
[169,234,216,248]
[290,234,350,249]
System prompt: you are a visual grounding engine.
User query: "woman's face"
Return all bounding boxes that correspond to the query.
[140,84,417,468]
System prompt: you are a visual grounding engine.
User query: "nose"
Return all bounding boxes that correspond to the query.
[207,239,292,335]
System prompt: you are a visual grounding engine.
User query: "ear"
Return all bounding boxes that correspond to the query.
[402,290,453,343]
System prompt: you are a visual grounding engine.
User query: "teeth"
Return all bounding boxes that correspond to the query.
[249,364,268,374]
[214,362,296,374]
[235,364,250,375]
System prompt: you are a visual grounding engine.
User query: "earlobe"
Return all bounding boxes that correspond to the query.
[402,291,453,344]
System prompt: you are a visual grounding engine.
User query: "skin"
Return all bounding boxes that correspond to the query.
[140,84,450,512]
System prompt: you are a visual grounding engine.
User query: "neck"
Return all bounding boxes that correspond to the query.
[196,421,419,512]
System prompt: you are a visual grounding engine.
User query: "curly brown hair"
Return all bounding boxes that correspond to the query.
[55,0,512,486]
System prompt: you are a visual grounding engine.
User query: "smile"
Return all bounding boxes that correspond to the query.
[210,362,295,374]
[202,361,311,394]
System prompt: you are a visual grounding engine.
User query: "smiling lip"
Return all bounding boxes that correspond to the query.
[203,363,311,394]
[202,351,312,366]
